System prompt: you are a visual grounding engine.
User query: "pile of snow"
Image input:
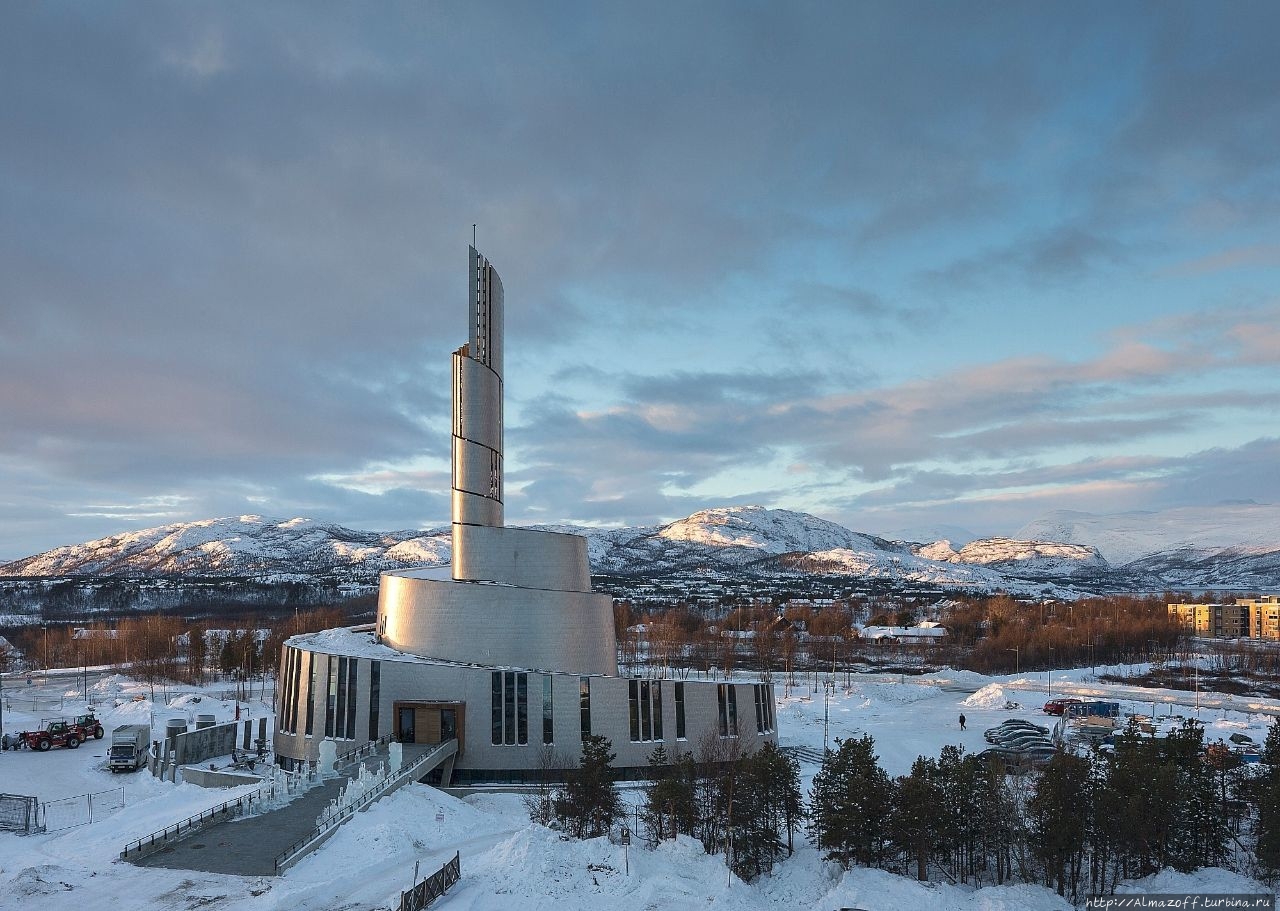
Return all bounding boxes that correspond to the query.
[962,683,1008,709]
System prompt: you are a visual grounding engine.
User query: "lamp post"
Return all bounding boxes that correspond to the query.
[1007,647,1020,676]
[1046,646,1053,698]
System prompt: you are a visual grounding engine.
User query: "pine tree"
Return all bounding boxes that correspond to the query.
[1255,718,1280,881]
[552,735,624,839]
[890,756,942,881]
[807,735,893,869]
[642,745,698,843]
[1029,753,1091,900]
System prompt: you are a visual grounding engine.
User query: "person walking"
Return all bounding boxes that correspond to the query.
[958,713,967,730]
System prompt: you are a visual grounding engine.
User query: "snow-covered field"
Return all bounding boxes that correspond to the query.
[1,667,1274,910]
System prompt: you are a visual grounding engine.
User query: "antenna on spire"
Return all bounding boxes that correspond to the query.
[472,224,477,247]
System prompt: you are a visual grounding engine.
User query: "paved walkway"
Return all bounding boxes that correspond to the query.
[133,746,432,877]
[135,771,351,876]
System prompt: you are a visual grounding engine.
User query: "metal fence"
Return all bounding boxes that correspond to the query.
[0,793,40,834]
[41,786,126,832]
[401,852,461,911]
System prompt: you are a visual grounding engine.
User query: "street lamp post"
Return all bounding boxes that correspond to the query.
[1007,647,1020,676]
[1046,646,1053,698]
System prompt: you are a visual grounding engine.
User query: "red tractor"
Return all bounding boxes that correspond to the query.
[72,712,105,739]
[21,719,92,751]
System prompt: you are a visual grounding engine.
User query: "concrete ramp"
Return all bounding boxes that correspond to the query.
[131,739,458,877]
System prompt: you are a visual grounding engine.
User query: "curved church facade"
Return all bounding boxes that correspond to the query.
[273,248,777,782]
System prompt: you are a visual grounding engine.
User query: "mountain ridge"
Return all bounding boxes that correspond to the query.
[3,503,1278,592]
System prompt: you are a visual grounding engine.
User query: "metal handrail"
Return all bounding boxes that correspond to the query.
[120,780,276,859]
[335,732,393,767]
[273,741,452,872]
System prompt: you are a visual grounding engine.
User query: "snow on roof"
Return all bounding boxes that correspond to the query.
[859,625,948,639]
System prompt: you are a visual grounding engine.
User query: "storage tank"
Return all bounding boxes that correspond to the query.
[195,714,216,730]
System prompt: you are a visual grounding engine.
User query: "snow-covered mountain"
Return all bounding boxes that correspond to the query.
[917,537,1107,578]
[1016,504,1280,564]
[3,503,1277,593]
[0,516,451,581]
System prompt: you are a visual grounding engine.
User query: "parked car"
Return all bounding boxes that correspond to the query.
[977,746,1058,772]
[996,733,1055,750]
[985,720,1047,737]
[1042,698,1083,715]
[986,727,1048,744]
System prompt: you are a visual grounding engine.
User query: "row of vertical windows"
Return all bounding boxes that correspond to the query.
[627,679,664,742]
[717,683,739,738]
[580,677,591,740]
[368,661,381,741]
[753,684,775,734]
[491,671,528,745]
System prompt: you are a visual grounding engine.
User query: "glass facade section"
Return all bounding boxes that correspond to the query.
[325,655,337,738]
[675,682,686,739]
[717,683,739,737]
[345,658,358,739]
[628,678,664,742]
[579,677,591,740]
[542,676,554,745]
[503,671,516,745]
[753,683,774,734]
[336,657,349,739]
[305,651,316,736]
[368,661,380,741]
[490,670,528,746]
[491,672,503,745]
[516,673,528,745]
[628,680,640,742]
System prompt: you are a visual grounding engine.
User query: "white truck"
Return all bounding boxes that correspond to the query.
[108,724,151,772]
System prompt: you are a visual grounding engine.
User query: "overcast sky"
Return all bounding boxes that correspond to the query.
[3,2,1279,558]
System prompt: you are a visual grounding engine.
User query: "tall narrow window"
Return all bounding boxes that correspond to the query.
[718,683,738,737]
[628,680,641,742]
[516,673,528,745]
[491,672,503,746]
[580,677,591,740]
[653,682,663,741]
[542,676,554,745]
[345,659,358,740]
[503,671,516,745]
[292,649,303,733]
[675,682,686,740]
[335,657,349,739]
[280,648,293,733]
[368,661,380,741]
[305,651,316,736]
[754,684,765,734]
[325,655,337,738]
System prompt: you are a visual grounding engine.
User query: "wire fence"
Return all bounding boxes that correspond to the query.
[0,793,40,834]
[41,786,126,832]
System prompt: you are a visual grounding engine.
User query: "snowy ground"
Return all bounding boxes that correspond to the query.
[1,667,1275,910]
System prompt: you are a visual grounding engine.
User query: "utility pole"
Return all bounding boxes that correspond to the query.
[1007,647,1019,676]
[1046,646,1053,698]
